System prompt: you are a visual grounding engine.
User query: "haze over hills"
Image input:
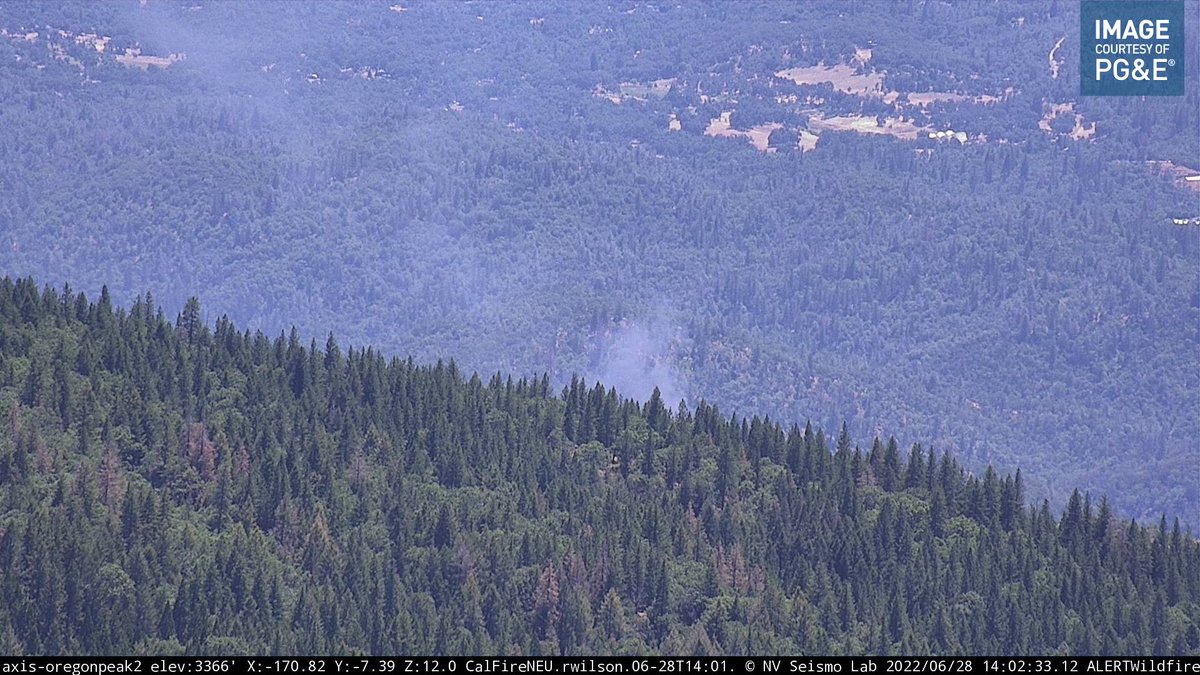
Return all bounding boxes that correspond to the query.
[0,0,1196,532]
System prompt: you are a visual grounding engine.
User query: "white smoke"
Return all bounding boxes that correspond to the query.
[591,317,688,406]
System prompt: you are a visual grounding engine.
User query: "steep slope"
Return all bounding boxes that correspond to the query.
[1,277,1196,655]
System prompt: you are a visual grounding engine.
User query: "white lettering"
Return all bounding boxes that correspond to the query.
[1096,18,1171,41]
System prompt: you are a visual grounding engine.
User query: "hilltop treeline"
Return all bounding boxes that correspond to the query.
[0,1,1197,522]
[0,277,1196,655]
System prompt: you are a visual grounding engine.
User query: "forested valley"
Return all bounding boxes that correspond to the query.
[1,1,1198,523]
[1,1,1195,523]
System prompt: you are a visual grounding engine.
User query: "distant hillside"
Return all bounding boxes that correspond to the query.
[0,277,1197,655]
[0,1,1196,524]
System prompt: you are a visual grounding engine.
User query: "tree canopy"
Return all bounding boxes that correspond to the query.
[0,277,1196,655]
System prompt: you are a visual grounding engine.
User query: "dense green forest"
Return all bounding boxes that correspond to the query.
[0,277,1197,655]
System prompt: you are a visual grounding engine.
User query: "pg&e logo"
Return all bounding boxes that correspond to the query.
[1080,1,1185,96]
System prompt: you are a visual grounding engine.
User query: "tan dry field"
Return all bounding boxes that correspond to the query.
[774,63,885,96]
[1146,161,1200,192]
[703,112,782,152]
[116,48,184,70]
[1039,102,1096,140]
[776,62,1006,109]
[807,113,926,141]
[619,78,674,100]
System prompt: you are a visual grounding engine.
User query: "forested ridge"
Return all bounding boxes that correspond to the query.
[0,1,1196,523]
[1,277,1196,656]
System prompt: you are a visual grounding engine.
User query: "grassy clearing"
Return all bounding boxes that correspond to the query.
[116,48,184,70]
[774,63,884,96]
